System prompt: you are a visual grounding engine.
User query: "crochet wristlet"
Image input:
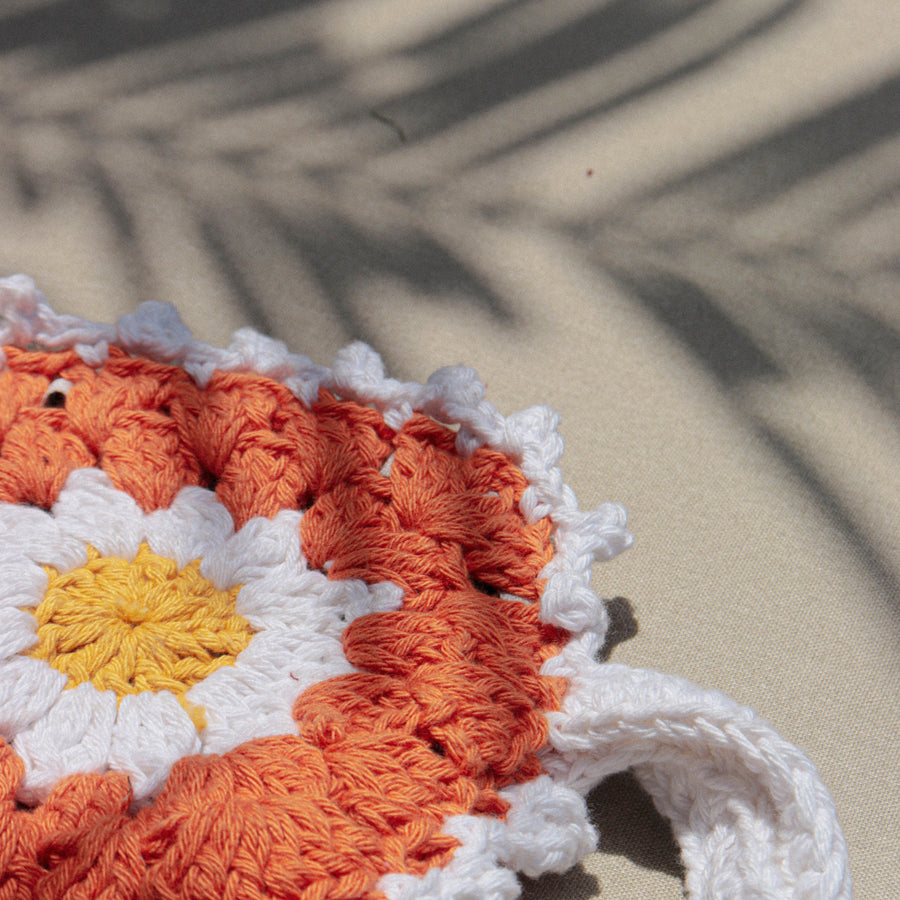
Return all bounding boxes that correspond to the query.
[0,274,851,899]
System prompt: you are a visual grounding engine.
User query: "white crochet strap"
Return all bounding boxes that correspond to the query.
[543,663,852,899]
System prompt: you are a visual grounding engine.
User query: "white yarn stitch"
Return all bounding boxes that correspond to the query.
[0,275,115,362]
[0,276,851,898]
[116,301,194,364]
[108,691,201,801]
[497,775,597,878]
[539,652,852,900]
[0,503,88,573]
[52,467,146,561]
[379,780,595,900]
[329,341,423,429]
[183,328,329,405]
[188,630,352,754]
[144,486,236,569]
[14,682,117,806]
[0,556,48,608]
[0,608,37,658]
[0,656,67,738]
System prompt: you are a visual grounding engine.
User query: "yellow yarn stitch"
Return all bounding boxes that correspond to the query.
[28,544,253,706]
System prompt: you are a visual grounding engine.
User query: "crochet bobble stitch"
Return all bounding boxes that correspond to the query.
[0,276,850,899]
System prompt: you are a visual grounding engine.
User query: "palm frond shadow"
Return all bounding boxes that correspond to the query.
[1,0,808,354]
[0,0,314,63]
[372,0,722,141]
[583,70,900,612]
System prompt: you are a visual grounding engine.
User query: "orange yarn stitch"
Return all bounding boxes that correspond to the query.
[0,347,563,899]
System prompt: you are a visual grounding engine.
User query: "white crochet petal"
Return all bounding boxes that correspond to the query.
[0,607,38,658]
[13,683,117,805]
[200,509,304,590]
[189,560,403,755]
[108,691,201,801]
[233,563,324,631]
[316,577,404,631]
[235,627,352,684]
[34,530,89,574]
[0,656,66,739]
[236,568,403,634]
[187,666,294,754]
[52,468,145,561]
[0,504,87,573]
[188,629,353,755]
[0,505,53,557]
[0,558,47,608]
[144,486,235,568]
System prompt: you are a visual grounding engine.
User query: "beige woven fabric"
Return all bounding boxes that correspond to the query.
[1,1,898,896]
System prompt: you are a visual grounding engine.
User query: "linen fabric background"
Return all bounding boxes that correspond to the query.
[0,1,898,897]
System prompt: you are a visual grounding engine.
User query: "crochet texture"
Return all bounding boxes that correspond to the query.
[0,275,851,900]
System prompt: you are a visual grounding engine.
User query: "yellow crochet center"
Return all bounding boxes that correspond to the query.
[28,544,253,712]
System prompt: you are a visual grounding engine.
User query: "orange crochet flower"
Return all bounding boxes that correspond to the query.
[0,277,856,900]
[0,345,563,899]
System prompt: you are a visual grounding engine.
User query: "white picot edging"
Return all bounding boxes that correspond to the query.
[0,276,852,898]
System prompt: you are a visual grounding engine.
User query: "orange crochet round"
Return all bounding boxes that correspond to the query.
[0,346,564,899]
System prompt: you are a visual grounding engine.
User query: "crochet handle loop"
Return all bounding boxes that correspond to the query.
[543,662,852,899]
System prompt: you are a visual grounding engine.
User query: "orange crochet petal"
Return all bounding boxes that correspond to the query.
[191,373,325,525]
[0,410,95,508]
